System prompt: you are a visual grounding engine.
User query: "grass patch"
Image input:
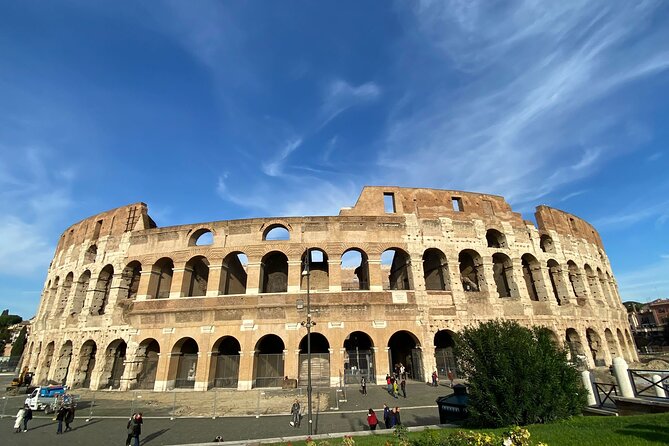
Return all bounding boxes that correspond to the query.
[282,413,669,446]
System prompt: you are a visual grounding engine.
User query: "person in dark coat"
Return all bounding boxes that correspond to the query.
[55,406,67,434]
[23,405,32,432]
[400,378,407,398]
[383,404,391,429]
[126,413,136,446]
[129,412,143,446]
[64,406,75,432]
[393,407,402,426]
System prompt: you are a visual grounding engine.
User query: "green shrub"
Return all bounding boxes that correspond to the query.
[454,320,586,427]
[410,427,546,446]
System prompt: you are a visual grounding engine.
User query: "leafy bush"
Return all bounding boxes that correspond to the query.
[412,427,546,446]
[455,320,586,427]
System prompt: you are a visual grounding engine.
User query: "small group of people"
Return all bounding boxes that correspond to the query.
[431,369,456,387]
[366,404,402,430]
[13,404,33,433]
[55,404,76,434]
[125,412,143,446]
[385,373,407,398]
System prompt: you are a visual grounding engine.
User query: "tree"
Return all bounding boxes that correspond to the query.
[10,326,27,357]
[454,320,586,427]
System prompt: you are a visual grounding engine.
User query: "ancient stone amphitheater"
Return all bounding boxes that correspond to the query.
[26,187,636,391]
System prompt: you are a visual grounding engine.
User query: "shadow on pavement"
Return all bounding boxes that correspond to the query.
[142,428,170,445]
[71,419,102,431]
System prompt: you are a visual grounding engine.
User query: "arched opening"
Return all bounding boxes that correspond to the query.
[149,258,174,299]
[212,336,241,388]
[459,250,482,292]
[298,333,330,387]
[189,228,214,246]
[85,244,97,263]
[423,248,450,291]
[260,251,288,293]
[343,331,375,384]
[341,249,369,290]
[586,328,605,366]
[301,248,329,291]
[73,340,97,388]
[607,272,620,304]
[49,277,60,314]
[53,341,74,385]
[598,268,612,305]
[90,264,114,315]
[547,260,565,305]
[263,224,290,241]
[388,331,423,381]
[486,229,507,248]
[567,261,587,305]
[101,339,127,389]
[521,254,541,301]
[625,330,636,360]
[584,264,602,301]
[566,328,586,365]
[434,330,457,379]
[253,335,285,388]
[220,252,248,295]
[540,234,554,253]
[168,338,199,389]
[134,339,160,390]
[121,261,142,299]
[70,271,91,316]
[184,256,210,297]
[382,248,413,290]
[604,329,619,360]
[41,280,51,319]
[56,273,74,315]
[41,342,55,384]
[492,253,513,298]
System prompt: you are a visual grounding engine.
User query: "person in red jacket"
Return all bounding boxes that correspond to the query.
[367,408,378,430]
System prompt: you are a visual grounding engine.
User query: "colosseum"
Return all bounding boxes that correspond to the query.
[25,186,637,392]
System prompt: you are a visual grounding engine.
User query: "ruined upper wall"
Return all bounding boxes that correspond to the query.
[535,205,603,249]
[55,203,155,253]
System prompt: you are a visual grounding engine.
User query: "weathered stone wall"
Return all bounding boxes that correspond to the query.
[26,186,635,391]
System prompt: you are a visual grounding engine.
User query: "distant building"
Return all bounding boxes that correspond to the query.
[628,298,668,351]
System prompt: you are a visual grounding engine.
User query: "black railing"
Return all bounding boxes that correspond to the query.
[627,369,669,399]
[592,382,618,408]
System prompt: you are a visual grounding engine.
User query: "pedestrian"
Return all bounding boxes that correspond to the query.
[447,369,455,388]
[64,406,75,432]
[400,378,406,398]
[394,407,402,426]
[367,408,378,431]
[129,412,143,446]
[392,380,399,398]
[14,405,26,433]
[23,404,32,432]
[126,413,136,446]
[389,407,397,428]
[399,363,405,377]
[290,399,301,427]
[386,374,392,394]
[55,405,67,434]
[431,370,439,387]
[383,403,391,429]
[361,376,367,395]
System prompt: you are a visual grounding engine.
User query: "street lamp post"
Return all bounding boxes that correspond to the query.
[300,252,315,435]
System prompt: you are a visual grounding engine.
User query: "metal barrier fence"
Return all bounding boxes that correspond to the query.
[627,369,669,399]
[592,382,618,408]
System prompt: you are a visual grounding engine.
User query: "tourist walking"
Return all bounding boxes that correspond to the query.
[431,370,439,387]
[394,407,402,426]
[55,405,67,434]
[367,408,378,430]
[290,399,301,427]
[64,406,75,432]
[361,376,367,395]
[386,374,392,394]
[125,413,136,446]
[14,405,26,433]
[447,369,455,388]
[392,380,399,398]
[400,378,406,398]
[383,403,391,429]
[22,405,32,432]
[128,412,143,446]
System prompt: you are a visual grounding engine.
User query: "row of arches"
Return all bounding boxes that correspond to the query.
[31,324,635,391]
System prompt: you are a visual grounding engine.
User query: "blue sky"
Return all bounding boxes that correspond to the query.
[1,1,669,318]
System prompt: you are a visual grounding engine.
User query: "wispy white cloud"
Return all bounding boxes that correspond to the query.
[319,79,381,128]
[262,137,304,177]
[592,199,669,230]
[560,190,588,202]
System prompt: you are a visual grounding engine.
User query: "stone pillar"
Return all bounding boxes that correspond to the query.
[652,375,667,398]
[612,357,634,398]
[170,266,187,298]
[329,348,341,387]
[285,348,299,382]
[532,263,550,301]
[368,260,383,292]
[237,350,254,390]
[329,259,342,293]
[374,347,390,384]
[246,262,262,295]
[581,370,597,406]
[136,270,156,301]
[154,352,172,391]
[481,258,496,298]
[287,260,302,293]
[207,265,223,297]
[194,351,209,391]
[422,345,437,383]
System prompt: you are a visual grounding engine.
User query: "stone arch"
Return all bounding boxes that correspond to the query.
[211,336,241,388]
[170,337,200,389]
[459,249,483,292]
[625,329,636,361]
[597,268,613,305]
[133,339,160,390]
[72,340,98,389]
[298,332,331,387]
[121,261,142,300]
[189,228,214,246]
[56,273,74,315]
[90,264,114,315]
[263,224,290,241]
[343,331,375,384]
[148,257,174,299]
[99,339,127,389]
[85,244,97,263]
[260,251,288,293]
[566,328,587,365]
[423,248,450,291]
[521,254,542,301]
[220,252,248,295]
[584,264,602,301]
[341,248,370,291]
[184,255,210,297]
[41,280,51,319]
[49,277,60,315]
[586,328,605,366]
[616,328,630,362]
[604,329,619,360]
[301,248,329,291]
[40,341,56,384]
[434,329,457,378]
[70,270,91,316]
[253,334,285,388]
[546,260,567,305]
[388,330,423,381]
[540,234,554,253]
[607,272,620,304]
[382,248,413,290]
[486,228,507,248]
[492,253,514,298]
[567,261,587,305]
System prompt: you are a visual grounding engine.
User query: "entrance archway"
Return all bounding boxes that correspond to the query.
[134,339,160,390]
[41,342,55,384]
[212,336,241,388]
[100,339,127,389]
[343,332,375,384]
[434,330,457,379]
[566,328,586,365]
[73,340,97,389]
[298,333,330,387]
[388,331,423,381]
[586,328,605,366]
[253,335,285,388]
[172,338,199,389]
[53,341,74,385]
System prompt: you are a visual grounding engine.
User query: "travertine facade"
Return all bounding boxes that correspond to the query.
[25,187,637,391]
